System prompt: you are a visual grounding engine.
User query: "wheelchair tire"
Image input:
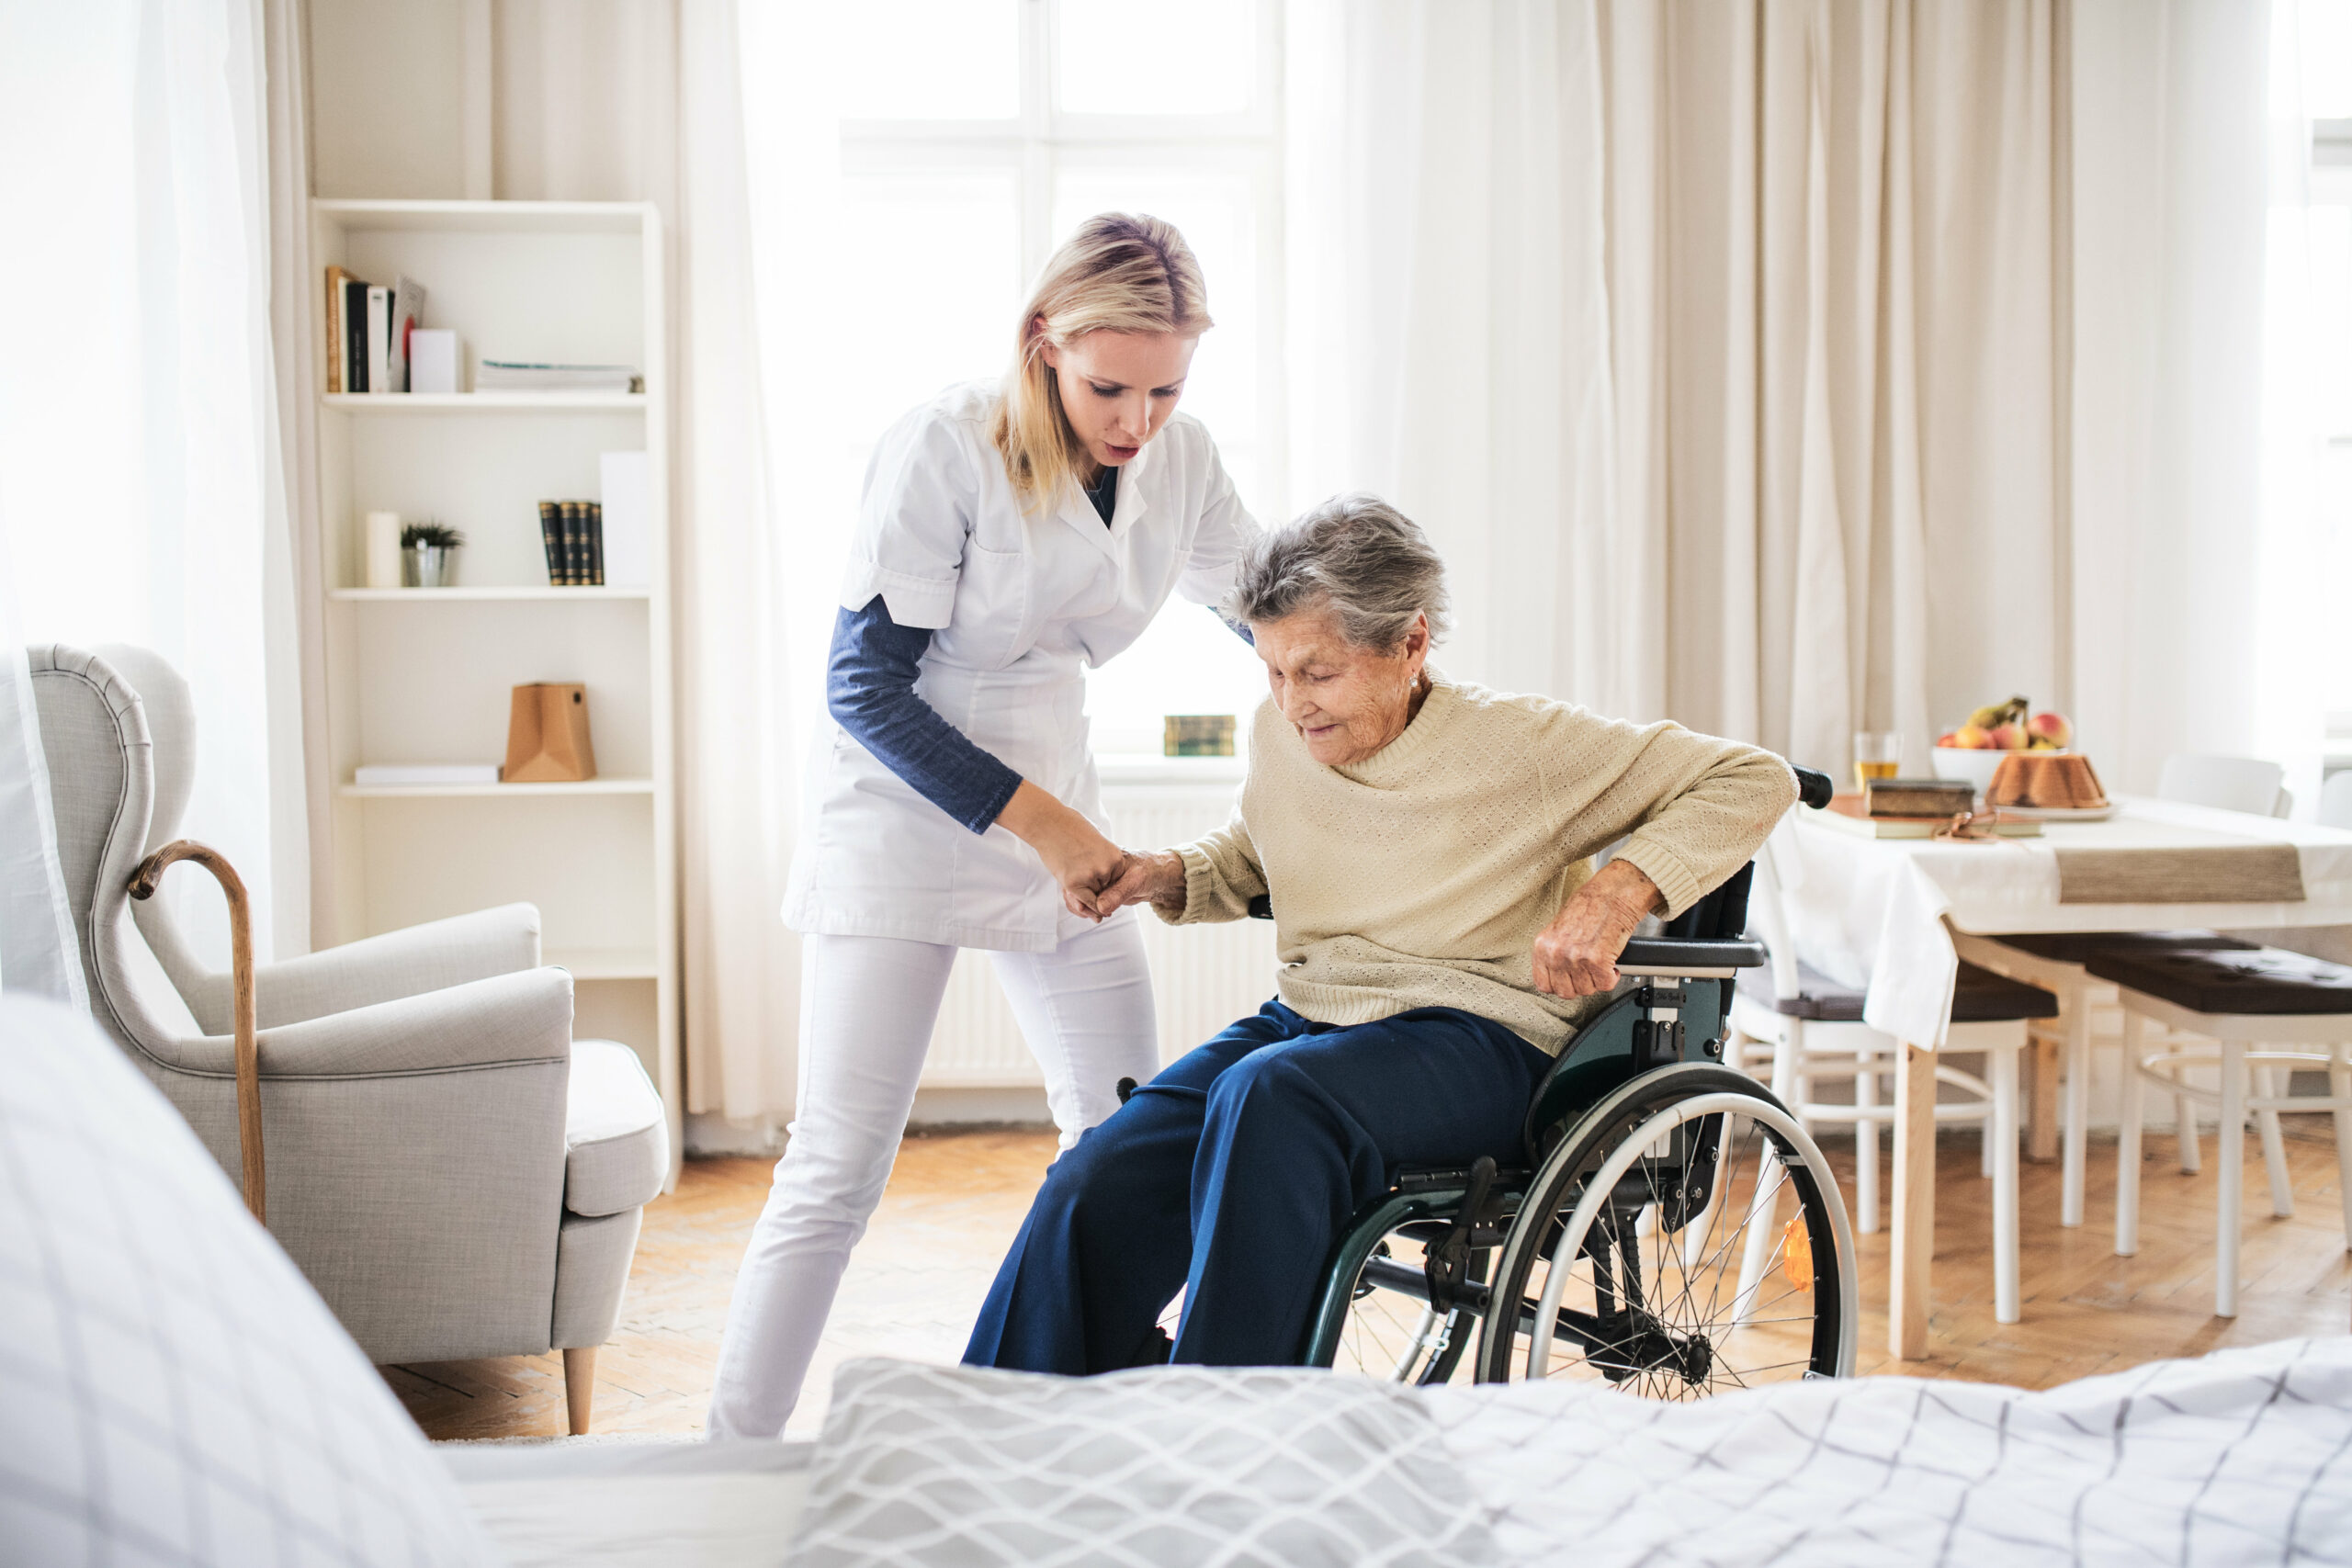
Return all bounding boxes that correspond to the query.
[1475,1064,1858,1395]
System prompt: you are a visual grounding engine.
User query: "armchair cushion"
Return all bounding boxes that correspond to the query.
[566,1039,669,1218]
[0,994,498,1566]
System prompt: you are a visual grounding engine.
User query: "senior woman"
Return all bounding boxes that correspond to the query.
[963,494,1797,1374]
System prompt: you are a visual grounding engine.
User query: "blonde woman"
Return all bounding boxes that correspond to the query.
[709,215,1260,1437]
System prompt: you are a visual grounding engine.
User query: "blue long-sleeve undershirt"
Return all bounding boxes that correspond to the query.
[828,597,1024,835]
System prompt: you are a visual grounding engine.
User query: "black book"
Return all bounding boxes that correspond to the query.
[537,502,564,585]
[586,502,605,586]
[342,277,369,392]
[560,501,583,586]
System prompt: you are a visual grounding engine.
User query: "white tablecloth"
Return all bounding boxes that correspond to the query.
[1775,796,2352,1046]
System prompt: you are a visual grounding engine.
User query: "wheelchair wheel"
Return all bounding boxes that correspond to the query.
[1324,1219,1483,1385]
[1475,1064,1856,1395]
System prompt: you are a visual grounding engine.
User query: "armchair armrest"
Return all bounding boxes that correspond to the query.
[174,904,543,1032]
[143,964,573,1080]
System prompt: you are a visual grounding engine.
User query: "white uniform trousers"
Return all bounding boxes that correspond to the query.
[707,918,1159,1438]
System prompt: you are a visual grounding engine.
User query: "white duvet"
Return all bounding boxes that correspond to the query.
[786,1338,2352,1567]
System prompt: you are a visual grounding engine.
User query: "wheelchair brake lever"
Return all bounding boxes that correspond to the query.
[1426,1155,1501,1314]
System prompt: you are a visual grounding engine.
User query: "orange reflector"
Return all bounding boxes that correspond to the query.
[1781,1216,1814,1292]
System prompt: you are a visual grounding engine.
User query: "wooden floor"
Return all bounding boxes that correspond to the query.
[390,1118,2352,1441]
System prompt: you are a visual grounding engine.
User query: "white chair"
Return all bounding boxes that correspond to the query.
[2320,770,2352,830]
[1727,838,2054,1324]
[2156,753,2290,818]
[2099,945,2352,1316]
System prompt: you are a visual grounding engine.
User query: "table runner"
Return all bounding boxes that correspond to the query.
[2053,840,2305,904]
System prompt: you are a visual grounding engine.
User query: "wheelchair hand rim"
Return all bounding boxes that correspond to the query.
[1522,1082,1859,1382]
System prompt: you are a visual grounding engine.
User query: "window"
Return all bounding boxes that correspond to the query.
[744,0,1283,759]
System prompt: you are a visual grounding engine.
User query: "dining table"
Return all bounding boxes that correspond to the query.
[1773,794,2352,1358]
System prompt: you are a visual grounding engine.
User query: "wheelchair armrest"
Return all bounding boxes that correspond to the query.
[1616,937,1768,978]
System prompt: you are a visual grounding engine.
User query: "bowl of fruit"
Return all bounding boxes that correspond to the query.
[1933,697,2072,798]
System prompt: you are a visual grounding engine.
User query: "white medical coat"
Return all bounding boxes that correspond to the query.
[784,381,1261,952]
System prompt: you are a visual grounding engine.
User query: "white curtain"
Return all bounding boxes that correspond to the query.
[0,0,308,963]
[492,0,802,1127]
[1286,0,2271,793]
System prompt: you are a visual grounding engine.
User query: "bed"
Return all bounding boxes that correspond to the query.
[442,1337,2352,1567]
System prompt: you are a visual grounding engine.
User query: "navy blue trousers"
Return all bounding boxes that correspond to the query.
[963,998,1550,1373]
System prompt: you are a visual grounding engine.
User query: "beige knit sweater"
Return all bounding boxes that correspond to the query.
[1164,672,1797,1055]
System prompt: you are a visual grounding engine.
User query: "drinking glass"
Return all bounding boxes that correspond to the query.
[1853,731,1901,795]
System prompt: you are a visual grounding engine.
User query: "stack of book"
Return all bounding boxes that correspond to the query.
[539,502,606,585]
[479,360,639,393]
[324,267,426,393]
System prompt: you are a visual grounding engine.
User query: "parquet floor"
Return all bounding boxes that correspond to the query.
[390,1119,2352,1440]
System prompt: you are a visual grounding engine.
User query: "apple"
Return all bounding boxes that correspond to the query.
[1949,725,1991,750]
[1937,731,1961,748]
[1988,722,2028,750]
[2027,710,2071,749]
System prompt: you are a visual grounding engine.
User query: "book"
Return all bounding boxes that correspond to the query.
[386,275,427,392]
[342,277,368,392]
[323,265,357,392]
[1864,778,1975,818]
[354,763,502,787]
[476,359,639,393]
[587,502,605,586]
[560,500,584,586]
[366,285,391,394]
[599,452,651,587]
[538,501,564,585]
[1818,794,2042,840]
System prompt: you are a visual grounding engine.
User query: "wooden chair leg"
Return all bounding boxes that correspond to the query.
[2027,1032,2061,1165]
[563,1347,597,1436]
[2332,1043,2352,1248]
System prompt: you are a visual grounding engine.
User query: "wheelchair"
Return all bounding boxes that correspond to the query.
[1232,764,1854,1398]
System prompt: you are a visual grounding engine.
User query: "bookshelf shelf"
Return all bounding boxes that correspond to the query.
[339,776,655,799]
[309,197,677,1183]
[322,392,646,415]
[330,586,651,602]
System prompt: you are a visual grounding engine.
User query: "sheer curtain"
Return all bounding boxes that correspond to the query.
[0,0,307,964]
[492,0,802,1129]
[1286,0,2271,790]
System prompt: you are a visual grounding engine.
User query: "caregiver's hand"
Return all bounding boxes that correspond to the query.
[1091,850,1187,919]
[998,781,1126,919]
[1532,859,1663,1000]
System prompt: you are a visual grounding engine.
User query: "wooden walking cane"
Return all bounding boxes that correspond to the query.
[130,841,265,1225]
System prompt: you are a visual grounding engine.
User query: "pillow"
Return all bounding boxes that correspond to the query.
[788,1358,1499,1567]
[0,996,500,1567]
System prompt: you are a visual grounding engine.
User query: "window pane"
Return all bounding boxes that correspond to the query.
[833,0,1021,120]
[1052,171,1258,450]
[830,173,1023,449]
[1056,0,1254,116]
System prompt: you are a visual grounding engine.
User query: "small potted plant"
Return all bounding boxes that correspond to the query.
[400,522,466,588]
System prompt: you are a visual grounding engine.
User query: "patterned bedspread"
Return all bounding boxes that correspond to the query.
[787,1338,2352,1567]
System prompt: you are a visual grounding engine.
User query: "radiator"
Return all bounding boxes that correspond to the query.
[920,763,1280,1087]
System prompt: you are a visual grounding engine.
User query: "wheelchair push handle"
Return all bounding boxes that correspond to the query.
[1792,763,1835,810]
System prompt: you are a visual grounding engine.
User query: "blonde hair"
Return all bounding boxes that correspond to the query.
[990,213,1213,505]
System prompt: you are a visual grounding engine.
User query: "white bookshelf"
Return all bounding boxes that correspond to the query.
[308,198,678,1181]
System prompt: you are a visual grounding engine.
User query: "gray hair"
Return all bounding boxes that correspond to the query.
[1225,493,1452,651]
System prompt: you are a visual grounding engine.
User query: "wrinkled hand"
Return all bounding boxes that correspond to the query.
[1532,860,1662,999]
[1044,827,1128,921]
[1091,850,1186,919]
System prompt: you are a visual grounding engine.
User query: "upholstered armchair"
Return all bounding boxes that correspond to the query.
[28,644,666,1433]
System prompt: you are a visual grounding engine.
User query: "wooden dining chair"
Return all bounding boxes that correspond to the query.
[2101,945,2352,1317]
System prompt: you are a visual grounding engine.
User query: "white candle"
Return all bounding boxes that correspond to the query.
[366,511,402,588]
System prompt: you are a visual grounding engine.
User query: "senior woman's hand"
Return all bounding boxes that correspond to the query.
[1091,850,1189,919]
[1532,859,1664,999]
